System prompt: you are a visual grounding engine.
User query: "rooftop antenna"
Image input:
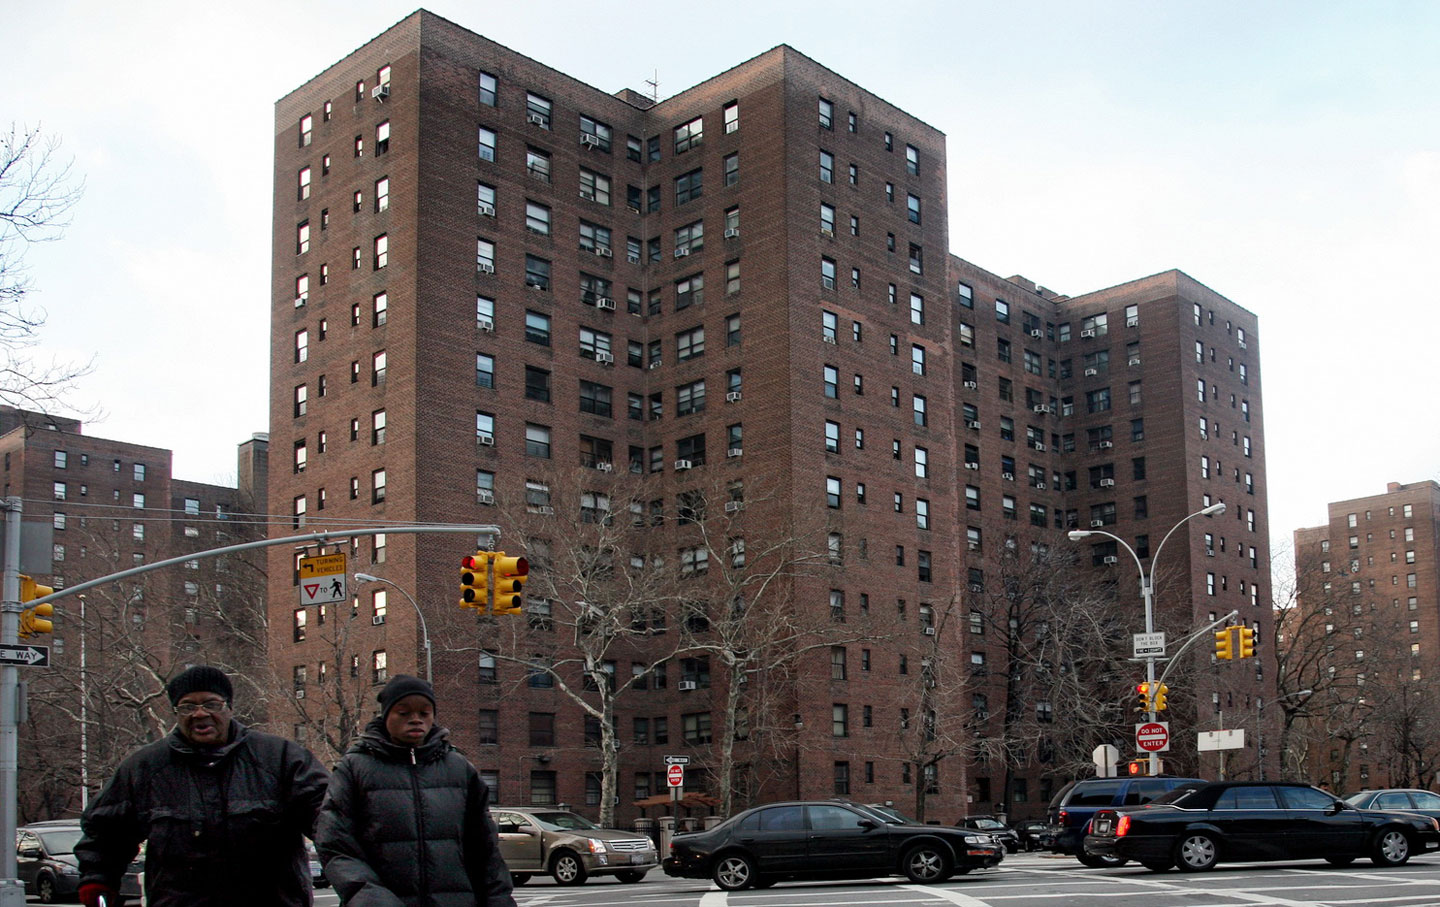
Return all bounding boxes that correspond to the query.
[645,69,659,103]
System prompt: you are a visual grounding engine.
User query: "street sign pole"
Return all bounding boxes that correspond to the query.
[0,498,28,904]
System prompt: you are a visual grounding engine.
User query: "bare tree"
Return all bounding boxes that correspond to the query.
[891,596,974,823]
[0,124,90,412]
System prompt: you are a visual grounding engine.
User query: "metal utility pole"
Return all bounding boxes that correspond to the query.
[1,498,28,905]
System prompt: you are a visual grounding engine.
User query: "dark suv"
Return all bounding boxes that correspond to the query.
[1046,776,1205,866]
[18,820,142,904]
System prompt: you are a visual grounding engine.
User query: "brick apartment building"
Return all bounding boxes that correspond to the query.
[1290,481,1440,790]
[269,10,1270,822]
[0,407,268,818]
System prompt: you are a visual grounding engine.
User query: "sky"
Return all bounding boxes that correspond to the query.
[5,0,1439,569]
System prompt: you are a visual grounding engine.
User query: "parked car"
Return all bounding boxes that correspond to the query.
[1014,819,1059,852]
[1046,775,1206,866]
[956,816,1019,853]
[18,820,142,904]
[663,799,1003,890]
[491,806,658,885]
[1345,788,1440,821]
[1084,780,1440,872]
[305,840,329,889]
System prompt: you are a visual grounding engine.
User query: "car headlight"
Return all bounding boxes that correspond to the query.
[587,838,608,853]
[60,866,80,876]
[963,835,991,845]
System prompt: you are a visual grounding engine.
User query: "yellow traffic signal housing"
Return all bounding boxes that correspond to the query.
[459,552,491,610]
[1153,683,1169,711]
[491,554,529,615]
[1136,682,1152,712]
[19,603,54,638]
[19,575,54,603]
[1214,627,1234,661]
[1237,626,1255,659]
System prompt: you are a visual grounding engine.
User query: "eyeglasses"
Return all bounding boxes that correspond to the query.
[175,700,230,716]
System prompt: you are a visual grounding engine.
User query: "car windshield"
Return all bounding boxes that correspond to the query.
[1343,793,1371,807]
[1144,786,1201,807]
[968,818,1006,830]
[529,812,599,831]
[861,804,915,825]
[35,829,83,854]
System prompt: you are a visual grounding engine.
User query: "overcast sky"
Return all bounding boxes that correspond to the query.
[6,1,1438,568]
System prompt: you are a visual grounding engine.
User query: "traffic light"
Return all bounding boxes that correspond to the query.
[1127,760,1144,776]
[18,575,55,638]
[1136,682,1153,712]
[1236,626,1255,659]
[1152,683,1169,711]
[1214,626,1233,661]
[460,552,491,610]
[491,554,529,615]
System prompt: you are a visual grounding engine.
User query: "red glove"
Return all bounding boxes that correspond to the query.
[79,883,119,907]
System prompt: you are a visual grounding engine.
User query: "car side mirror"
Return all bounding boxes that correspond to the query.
[18,846,40,858]
[1326,801,1346,815]
[857,819,878,830]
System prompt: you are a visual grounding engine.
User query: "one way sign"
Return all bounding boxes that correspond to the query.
[0,644,49,667]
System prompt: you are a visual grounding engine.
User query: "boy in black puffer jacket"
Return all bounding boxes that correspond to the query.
[316,675,517,907]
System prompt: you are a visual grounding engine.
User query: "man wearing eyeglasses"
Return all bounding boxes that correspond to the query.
[75,665,329,907]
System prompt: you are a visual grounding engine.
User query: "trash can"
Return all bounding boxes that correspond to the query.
[657,816,676,855]
[678,817,699,833]
[634,817,658,850]
[702,815,724,829]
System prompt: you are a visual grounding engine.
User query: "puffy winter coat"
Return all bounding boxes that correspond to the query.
[76,721,329,907]
[316,718,515,907]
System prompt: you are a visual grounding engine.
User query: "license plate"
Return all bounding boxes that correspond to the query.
[1095,819,1111,834]
[632,853,650,863]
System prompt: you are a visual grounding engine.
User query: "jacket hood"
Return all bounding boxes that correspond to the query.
[351,715,453,763]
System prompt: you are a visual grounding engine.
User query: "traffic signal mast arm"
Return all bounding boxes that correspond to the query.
[1150,609,1240,693]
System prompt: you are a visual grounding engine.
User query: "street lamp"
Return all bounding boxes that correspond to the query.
[1257,688,1312,781]
[1068,501,1226,775]
[353,573,431,683]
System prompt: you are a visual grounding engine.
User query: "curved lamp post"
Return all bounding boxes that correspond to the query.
[354,573,432,683]
[1069,501,1226,774]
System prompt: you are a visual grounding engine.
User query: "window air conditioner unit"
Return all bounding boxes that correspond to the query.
[1090,519,1105,528]
[596,247,613,258]
[1206,549,1216,557]
[969,584,984,593]
[1033,404,1053,414]
[537,505,555,515]
[1036,482,1047,490]
[595,462,613,472]
[372,615,386,625]
[478,435,495,447]
[1002,472,1014,481]
[678,681,698,691]
[1030,329,1043,338]
[477,490,495,504]
[648,360,662,370]
[967,541,980,551]
[596,297,616,310]
[1100,478,1115,487]
[966,420,981,429]
[822,334,837,344]
[477,203,495,217]
[1103,556,1120,565]
[477,263,495,274]
[1129,357,1141,366]
[1238,340,1247,350]
[579,134,600,147]
[1081,328,1097,338]
[294,689,306,699]
[924,627,936,636]
[674,459,692,471]
[294,297,306,308]
[1098,440,1113,448]
[1127,317,1139,328]
[724,228,740,239]
[726,391,742,403]
[964,462,979,470]
[725,501,742,513]
[727,447,743,458]
[527,113,547,125]
[371,84,390,100]
[1084,368,1098,376]
[594,351,614,365]
[821,228,834,238]
[674,248,690,258]
[627,254,642,264]
[963,380,978,389]
[1033,442,1046,451]
[477,318,494,332]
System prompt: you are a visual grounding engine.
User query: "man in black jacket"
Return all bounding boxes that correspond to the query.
[76,665,330,907]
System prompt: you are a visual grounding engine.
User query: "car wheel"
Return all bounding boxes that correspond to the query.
[1174,833,1219,872]
[1077,853,1126,868]
[37,873,57,904]
[510,873,531,886]
[902,843,953,883]
[1141,859,1173,872]
[713,852,756,891]
[1325,856,1355,867]
[551,850,589,885]
[1372,829,1412,867]
[614,870,646,883]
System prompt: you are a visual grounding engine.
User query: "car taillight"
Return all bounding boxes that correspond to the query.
[1115,815,1130,837]
[1058,809,1068,822]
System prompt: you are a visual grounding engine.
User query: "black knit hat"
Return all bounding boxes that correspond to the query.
[166,665,234,706]
[377,674,436,717]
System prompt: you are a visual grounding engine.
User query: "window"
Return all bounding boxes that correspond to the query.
[371,409,387,445]
[820,203,835,234]
[526,147,551,183]
[524,255,551,290]
[477,126,496,161]
[724,153,739,186]
[907,193,921,224]
[675,272,704,309]
[906,144,919,175]
[910,293,924,325]
[823,365,838,398]
[579,114,611,151]
[525,424,552,458]
[525,92,552,128]
[818,97,833,129]
[373,234,388,269]
[674,117,704,154]
[723,101,739,133]
[822,258,837,291]
[676,326,705,361]
[296,221,310,255]
[676,379,706,416]
[675,221,704,256]
[524,310,551,345]
[577,168,610,205]
[524,201,551,234]
[915,446,928,479]
[375,120,390,155]
[477,71,497,106]
[819,150,834,183]
[675,168,703,205]
[371,469,386,504]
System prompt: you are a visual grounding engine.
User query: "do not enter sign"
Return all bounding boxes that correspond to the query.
[667,764,685,788]
[1136,721,1170,752]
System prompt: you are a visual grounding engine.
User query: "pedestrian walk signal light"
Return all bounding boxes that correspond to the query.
[491,554,529,615]
[1153,683,1168,711]
[1127,760,1144,776]
[1236,626,1255,659]
[459,552,491,610]
[1214,627,1234,661]
[19,603,53,638]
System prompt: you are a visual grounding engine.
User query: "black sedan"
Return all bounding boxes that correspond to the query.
[956,815,1020,853]
[1084,781,1440,872]
[663,800,1003,890]
[1345,788,1440,820]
